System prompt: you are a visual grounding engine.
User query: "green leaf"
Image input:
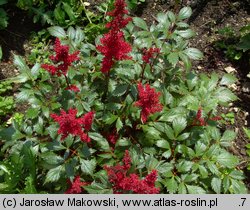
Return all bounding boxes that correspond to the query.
[178,7,192,20]
[133,17,148,30]
[0,164,10,175]
[167,52,179,65]
[41,152,64,165]
[176,161,193,173]
[67,26,75,40]
[0,0,7,6]
[14,55,33,82]
[80,159,96,175]
[116,138,131,147]
[63,3,75,21]
[45,165,64,183]
[26,108,39,119]
[215,88,237,104]
[211,177,221,193]
[216,152,239,168]
[231,179,247,194]
[220,130,236,147]
[178,182,187,193]
[48,26,66,38]
[186,185,206,194]
[207,161,220,175]
[176,29,195,39]
[156,140,170,149]
[164,125,175,140]
[115,117,123,132]
[84,182,112,194]
[88,132,110,151]
[165,177,178,193]
[220,74,237,86]
[172,117,187,137]
[184,48,203,60]
[113,84,128,97]
[0,46,2,60]
[243,127,250,139]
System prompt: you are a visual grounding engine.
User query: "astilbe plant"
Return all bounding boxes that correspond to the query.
[0,0,247,194]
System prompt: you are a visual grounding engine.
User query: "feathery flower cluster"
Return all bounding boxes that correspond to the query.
[96,0,132,73]
[193,107,222,126]
[65,176,87,194]
[135,82,163,123]
[41,38,80,76]
[142,47,160,64]
[104,150,159,194]
[50,109,94,142]
[106,128,119,145]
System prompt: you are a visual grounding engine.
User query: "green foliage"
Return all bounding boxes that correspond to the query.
[16,0,107,42]
[126,0,145,12]
[0,0,8,29]
[215,24,250,61]
[243,128,250,171]
[0,5,247,194]
[0,80,15,118]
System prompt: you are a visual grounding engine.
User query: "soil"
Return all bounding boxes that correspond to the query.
[0,0,249,190]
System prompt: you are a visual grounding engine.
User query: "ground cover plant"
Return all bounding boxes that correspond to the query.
[0,0,248,194]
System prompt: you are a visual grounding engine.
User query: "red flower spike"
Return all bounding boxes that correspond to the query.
[104,151,159,194]
[96,0,132,73]
[82,111,95,132]
[42,38,80,76]
[135,82,163,123]
[65,176,87,194]
[122,150,131,170]
[65,85,80,92]
[50,108,93,142]
[106,128,119,145]
[142,47,160,64]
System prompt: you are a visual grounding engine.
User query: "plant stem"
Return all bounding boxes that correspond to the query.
[64,75,70,88]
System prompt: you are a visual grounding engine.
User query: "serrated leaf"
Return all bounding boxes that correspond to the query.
[113,84,128,97]
[45,165,64,183]
[199,165,208,178]
[165,177,178,193]
[164,124,175,140]
[178,182,187,193]
[178,7,192,20]
[184,48,203,60]
[48,26,66,38]
[115,118,123,132]
[88,132,110,151]
[215,88,237,104]
[231,179,247,194]
[216,152,239,168]
[80,159,96,175]
[41,152,64,165]
[173,117,187,137]
[167,52,179,65]
[186,185,206,194]
[84,182,112,194]
[220,74,237,86]
[133,17,148,30]
[207,161,220,175]
[211,177,221,193]
[220,130,236,147]
[156,140,170,149]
